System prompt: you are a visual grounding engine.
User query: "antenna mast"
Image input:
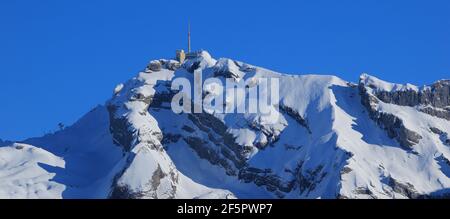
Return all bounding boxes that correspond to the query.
[188,22,191,53]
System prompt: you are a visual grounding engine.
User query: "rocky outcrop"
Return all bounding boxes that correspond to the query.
[375,112,422,148]
[110,163,177,199]
[160,59,181,71]
[147,60,162,72]
[145,60,181,73]
[107,105,134,151]
[181,50,216,73]
[375,80,450,108]
[106,65,180,199]
[296,163,327,196]
[185,113,247,175]
[359,84,422,149]
[364,77,450,120]
[430,127,450,146]
[375,89,421,107]
[353,187,377,198]
[149,92,298,196]
[419,106,450,121]
[139,61,294,196]
[105,55,450,199]
[213,58,245,80]
[279,104,312,134]
[382,176,421,199]
[239,167,296,197]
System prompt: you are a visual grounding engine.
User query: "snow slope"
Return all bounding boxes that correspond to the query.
[0,143,65,198]
[1,51,449,199]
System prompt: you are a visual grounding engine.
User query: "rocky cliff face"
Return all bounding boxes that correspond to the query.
[376,80,450,108]
[59,54,450,198]
[106,66,179,198]
[358,74,450,150]
[358,82,423,149]
[2,51,450,199]
[106,59,234,199]
[360,74,450,121]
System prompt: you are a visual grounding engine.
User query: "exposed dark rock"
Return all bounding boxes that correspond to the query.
[145,89,254,182]
[353,187,373,196]
[359,84,422,149]
[246,120,282,147]
[340,166,352,174]
[430,127,450,146]
[161,133,181,145]
[295,162,327,195]
[419,106,450,120]
[236,62,256,72]
[107,75,180,199]
[109,184,137,199]
[107,105,133,151]
[214,70,241,80]
[147,60,162,72]
[131,93,153,109]
[109,165,175,199]
[375,90,421,107]
[149,91,175,109]
[374,80,450,108]
[238,167,296,195]
[109,160,138,199]
[183,60,201,73]
[336,194,350,199]
[213,59,244,79]
[279,104,312,134]
[254,139,268,149]
[183,136,238,176]
[377,112,422,148]
[430,127,444,135]
[383,176,421,199]
[151,165,166,192]
[367,79,450,120]
[187,113,247,165]
[150,93,298,194]
[160,59,180,71]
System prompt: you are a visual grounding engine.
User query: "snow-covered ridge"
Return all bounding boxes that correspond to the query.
[360,73,450,122]
[1,50,449,199]
[360,73,420,92]
[0,143,65,198]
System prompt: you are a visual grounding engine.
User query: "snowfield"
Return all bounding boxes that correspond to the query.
[1,51,449,199]
[0,143,65,198]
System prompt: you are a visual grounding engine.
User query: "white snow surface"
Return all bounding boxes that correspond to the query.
[360,73,420,92]
[1,51,449,199]
[0,143,65,198]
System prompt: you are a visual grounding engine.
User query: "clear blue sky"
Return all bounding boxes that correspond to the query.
[1,0,449,140]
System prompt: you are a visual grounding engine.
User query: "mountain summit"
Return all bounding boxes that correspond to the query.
[1,51,450,199]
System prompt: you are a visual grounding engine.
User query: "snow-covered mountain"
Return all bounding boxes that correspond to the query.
[1,51,450,199]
